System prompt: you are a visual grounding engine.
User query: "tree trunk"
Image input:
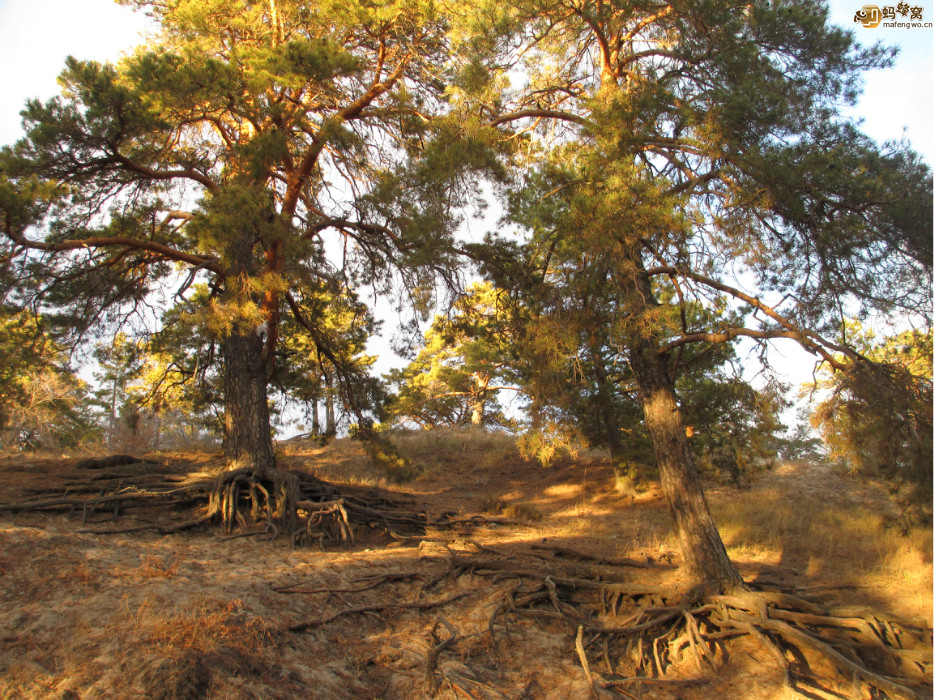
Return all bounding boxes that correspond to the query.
[324,370,336,436]
[628,335,745,593]
[223,328,275,478]
[470,373,491,426]
[311,396,320,435]
[590,345,625,464]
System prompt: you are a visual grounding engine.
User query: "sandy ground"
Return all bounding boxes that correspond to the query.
[0,443,930,699]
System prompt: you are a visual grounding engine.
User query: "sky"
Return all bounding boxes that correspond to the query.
[0,0,930,410]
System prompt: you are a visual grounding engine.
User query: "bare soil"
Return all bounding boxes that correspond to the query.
[0,438,930,699]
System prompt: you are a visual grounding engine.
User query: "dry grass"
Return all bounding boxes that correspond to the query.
[279,426,525,486]
[147,598,274,657]
[114,554,180,581]
[389,426,522,472]
[0,430,930,699]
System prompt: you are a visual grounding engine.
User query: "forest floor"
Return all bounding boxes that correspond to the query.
[0,428,930,699]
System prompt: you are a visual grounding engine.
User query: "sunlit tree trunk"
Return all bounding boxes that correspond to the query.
[470,373,491,426]
[311,395,320,435]
[222,329,275,479]
[625,271,744,593]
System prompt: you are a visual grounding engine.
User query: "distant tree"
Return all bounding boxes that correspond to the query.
[679,372,786,486]
[0,306,97,449]
[92,333,143,447]
[275,282,382,438]
[387,282,522,429]
[124,311,225,450]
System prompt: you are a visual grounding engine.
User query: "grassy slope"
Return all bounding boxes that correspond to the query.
[0,427,930,698]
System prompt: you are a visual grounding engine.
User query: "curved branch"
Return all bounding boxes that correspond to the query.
[283,53,413,216]
[642,265,868,370]
[658,327,845,370]
[3,225,222,276]
[114,154,219,192]
[491,109,592,129]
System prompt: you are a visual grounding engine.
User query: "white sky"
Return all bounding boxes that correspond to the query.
[0,0,930,408]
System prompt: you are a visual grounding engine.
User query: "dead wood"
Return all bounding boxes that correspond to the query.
[287,590,474,633]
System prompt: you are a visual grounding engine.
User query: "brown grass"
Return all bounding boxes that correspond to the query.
[0,429,930,699]
[147,599,274,657]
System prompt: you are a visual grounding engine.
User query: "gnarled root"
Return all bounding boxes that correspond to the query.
[208,467,300,537]
[208,467,428,546]
[490,576,932,700]
[293,499,354,548]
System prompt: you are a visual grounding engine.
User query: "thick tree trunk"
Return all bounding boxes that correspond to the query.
[629,336,745,593]
[223,329,275,478]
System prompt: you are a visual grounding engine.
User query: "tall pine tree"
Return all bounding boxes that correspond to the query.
[464,0,931,592]
[0,0,465,516]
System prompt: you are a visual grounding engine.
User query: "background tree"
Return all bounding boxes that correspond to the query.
[387,282,522,429]
[275,282,382,438]
[92,332,143,447]
[462,0,931,592]
[0,306,97,450]
[810,325,932,523]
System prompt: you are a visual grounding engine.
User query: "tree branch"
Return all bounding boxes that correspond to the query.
[3,225,223,276]
[644,265,853,370]
[491,109,592,128]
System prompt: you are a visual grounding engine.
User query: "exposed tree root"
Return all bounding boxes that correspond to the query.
[0,454,430,545]
[2,455,930,698]
[272,571,424,594]
[482,568,932,700]
[424,617,459,696]
[207,465,431,545]
[73,454,159,470]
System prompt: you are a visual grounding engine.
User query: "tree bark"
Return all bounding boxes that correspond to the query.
[628,334,745,593]
[223,328,275,478]
[324,370,336,436]
[470,373,491,426]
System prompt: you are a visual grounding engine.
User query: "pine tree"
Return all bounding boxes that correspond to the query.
[464,0,931,592]
[387,281,522,429]
[0,0,466,525]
